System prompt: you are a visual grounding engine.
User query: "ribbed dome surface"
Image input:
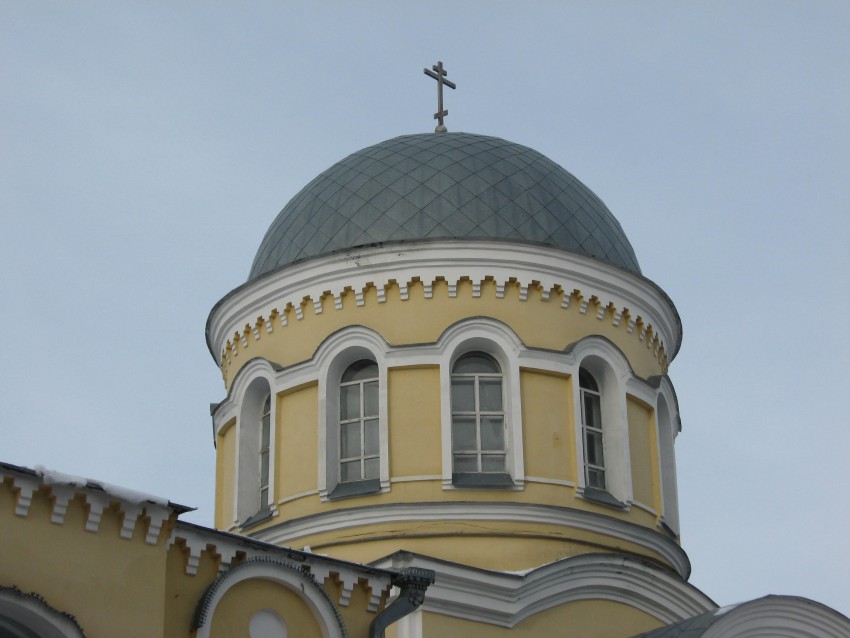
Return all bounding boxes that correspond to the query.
[249,133,641,280]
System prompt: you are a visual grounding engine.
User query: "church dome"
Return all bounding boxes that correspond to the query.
[249,132,641,281]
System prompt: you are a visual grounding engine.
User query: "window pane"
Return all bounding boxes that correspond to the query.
[452,416,477,451]
[579,368,599,392]
[583,392,601,429]
[480,416,504,450]
[341,460,360,482]
[479,378,503,411]
[364,458,379,480]
[481,454,506,472]
[364,380,379,417]
[260,452,269,482]
[340,422,361,458]
[454,352,499,374]
[453,454,478,472]
[259,486,268,506]
[342,360,378,382]
[451,377,475,412]
[261,418,270,449]
[364,419,379,455]
[340,384,360,420]
[588,468,606,489]
[586,431,604,467]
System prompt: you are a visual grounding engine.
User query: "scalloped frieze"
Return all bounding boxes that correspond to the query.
[219,274,671,380]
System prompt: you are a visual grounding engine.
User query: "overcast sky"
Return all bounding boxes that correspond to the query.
[2,1,848,619]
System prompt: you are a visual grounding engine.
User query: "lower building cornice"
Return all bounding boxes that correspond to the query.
[247,500,691,579]
[371,551,714,628]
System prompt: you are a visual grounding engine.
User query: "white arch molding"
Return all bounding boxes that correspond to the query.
[569,337,634,505]
[314,326,391,500]
[436,318,526,489]
[193,559,345,638]
[0,587,86,638]
[232,360,277,525]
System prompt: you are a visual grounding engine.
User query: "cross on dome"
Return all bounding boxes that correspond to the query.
[423,60,456,132]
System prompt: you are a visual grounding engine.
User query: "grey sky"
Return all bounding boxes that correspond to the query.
[2,1,848,618]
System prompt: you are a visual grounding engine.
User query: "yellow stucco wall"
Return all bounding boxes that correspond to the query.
[164,537,220,638]
[521,369,575,484]
[277,382,319,500]
[215,273,676,577]
[1,476,388,638]
[1,481,168,637]
[628,397,657,512]
[233,358,669,570]
[420,599,662,638]
[311,531,659,573]
[214,418,236,530]
[387,365,443,478]
[209,578,323,637]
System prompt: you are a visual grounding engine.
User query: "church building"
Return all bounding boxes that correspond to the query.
[2,79,848,636]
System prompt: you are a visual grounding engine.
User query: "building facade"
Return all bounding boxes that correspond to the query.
[2,132,848,637]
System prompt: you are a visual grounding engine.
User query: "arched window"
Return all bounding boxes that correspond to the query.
[339,360,380,484]
[579,368,606,490]
[451,352,510,484]
[237,374,275,526]
[656,392,680,535]
[316,329,389,501]
[259,393,271,510]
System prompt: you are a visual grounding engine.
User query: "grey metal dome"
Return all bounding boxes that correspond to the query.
[249,133,641,280]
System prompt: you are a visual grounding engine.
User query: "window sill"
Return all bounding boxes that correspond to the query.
[452,472,515,488]
[580,487,628,510]
[241,507,274,530]
[329,478,381,500]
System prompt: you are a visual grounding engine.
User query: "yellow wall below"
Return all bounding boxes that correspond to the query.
[418,599,662,638]
[209,578,322,637]
[521,369,575,483]
[215,418,236,529]
[628,397,657,510]
[2,482,167,637]
[0,477,387,638]
[278,382,319,499]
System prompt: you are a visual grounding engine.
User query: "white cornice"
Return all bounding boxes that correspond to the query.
[1,464,176,545]
[206,240,681,366]
[247,500,691,579]
[168,523,392,614]
[371,551,713,627]
[699,596,850,637]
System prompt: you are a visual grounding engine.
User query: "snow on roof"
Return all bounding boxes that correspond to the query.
[35,464,171,507]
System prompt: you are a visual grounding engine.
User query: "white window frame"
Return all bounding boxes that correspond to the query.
[655,378,681,535]
[316,327,389,500]
[338,360,381,483]
[231,359,277,526]
[450,352,508,477]
[579,368,606,490]
[258,393,272,510]
[570,338,633,506]
[438,319,524,489]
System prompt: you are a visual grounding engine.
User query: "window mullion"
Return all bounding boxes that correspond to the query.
[474,373,482,471]
[359,380,366,479]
